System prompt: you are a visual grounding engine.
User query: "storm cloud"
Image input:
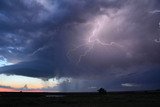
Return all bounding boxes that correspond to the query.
[0,0,160,91]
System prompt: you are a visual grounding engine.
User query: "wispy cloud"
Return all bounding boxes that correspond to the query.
[121,83,140,87]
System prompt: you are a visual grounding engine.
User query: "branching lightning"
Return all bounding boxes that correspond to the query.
[67,15,123,64]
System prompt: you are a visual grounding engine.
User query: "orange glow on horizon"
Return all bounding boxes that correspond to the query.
[0,88,18,92]
[0,88,43,92]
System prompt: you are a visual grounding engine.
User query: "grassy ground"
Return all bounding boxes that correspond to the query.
[0,91,160,107]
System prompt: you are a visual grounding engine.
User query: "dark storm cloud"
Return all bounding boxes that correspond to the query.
[0,85,13,89]
[0,0,126,77]
[113,64,160,91]
[0,0,160,90]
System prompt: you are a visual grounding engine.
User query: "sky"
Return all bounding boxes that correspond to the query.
[0,0,160,92]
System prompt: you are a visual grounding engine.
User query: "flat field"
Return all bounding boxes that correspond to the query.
[0,91,160,107]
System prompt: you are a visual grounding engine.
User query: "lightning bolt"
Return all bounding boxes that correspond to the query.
[67,15,123,64]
